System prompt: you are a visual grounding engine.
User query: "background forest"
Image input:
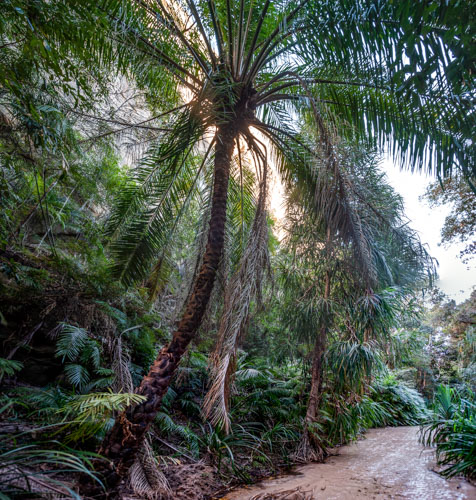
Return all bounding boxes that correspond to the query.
[0,0,475,498]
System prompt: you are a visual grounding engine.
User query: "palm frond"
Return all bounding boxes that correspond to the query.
[203,171,270,433]
[55,323,89,362]
[105,110,209,285]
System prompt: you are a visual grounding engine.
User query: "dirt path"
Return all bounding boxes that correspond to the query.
[222,426,476,500]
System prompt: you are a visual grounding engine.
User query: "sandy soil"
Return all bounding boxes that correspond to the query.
[222,426,476,500]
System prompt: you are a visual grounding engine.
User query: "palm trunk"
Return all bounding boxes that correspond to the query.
[304,320,327,425]
[295,232,331,463]
[306,226,331,425]
[96,122,237,487]
[305,268,330,420]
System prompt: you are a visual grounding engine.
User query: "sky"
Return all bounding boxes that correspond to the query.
[383,159,475,303]
[268,155,475,304]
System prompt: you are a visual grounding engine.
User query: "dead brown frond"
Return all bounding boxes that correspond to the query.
[129,437,172,500]
[202,173,270,433]
[250,488,315,500]
[104,323,171,498]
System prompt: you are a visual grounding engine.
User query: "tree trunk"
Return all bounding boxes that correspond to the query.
[294,251,331,463]
[95,122,237,488]
[305,324,326,425]
[305,268,330,425]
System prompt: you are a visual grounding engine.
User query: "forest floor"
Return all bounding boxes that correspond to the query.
[220,426,476,500]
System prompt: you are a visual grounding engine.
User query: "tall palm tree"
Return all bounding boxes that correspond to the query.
[95,0,472,482]
[284,147,436,461]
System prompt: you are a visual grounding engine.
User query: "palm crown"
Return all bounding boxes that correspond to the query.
[105,0,472,285]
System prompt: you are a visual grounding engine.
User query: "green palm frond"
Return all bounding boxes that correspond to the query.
[64,364,91,390]
[0,443,103,498]
[326,340,384,392]
[55,324,89,362]
[0,358,23,379]
[421,385,476,479]
[155,412,200,458]
[95,0,471,293]
[57,390,146,442]
[61,391,146,420]
[105,111,210,285]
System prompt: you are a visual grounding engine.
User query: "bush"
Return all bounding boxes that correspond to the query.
[421,385,476,479]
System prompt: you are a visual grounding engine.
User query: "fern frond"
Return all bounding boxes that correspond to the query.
[55,323,89,362]
[0,358,23,378]
[64,364,90,390]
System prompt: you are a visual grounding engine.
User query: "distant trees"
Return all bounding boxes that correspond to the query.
[424,177,476,264]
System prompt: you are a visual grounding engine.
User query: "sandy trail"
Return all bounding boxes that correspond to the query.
[222,426,476,500]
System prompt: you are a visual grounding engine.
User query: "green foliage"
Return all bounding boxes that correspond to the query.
[370,377,428,426]
[155,411,201,459]
[0,442,103,498]
[58,391,146,442]
[0,358,23,379]
[199,422,263,478]
[56,324,90,362]
[424,176,476,263]
[326,341,384,393]
[55,323,113,391]
[319,378,427,446]
[0,0,474,494]
[421,385,476,479]
[0,402,103,498]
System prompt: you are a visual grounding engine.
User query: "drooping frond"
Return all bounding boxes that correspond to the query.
[129,437,171,500]
[57,390,146,441]
[296,0,475,179]
[105,110,212,285]
[202,168,270,433]
[55,323,89,362]
[326,340,384,393]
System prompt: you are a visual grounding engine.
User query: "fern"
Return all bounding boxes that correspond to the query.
[64,363,90,390]
[79,341,101,370]
[55,323,89,362]
[0,358,23,378]
[155,412,200,458]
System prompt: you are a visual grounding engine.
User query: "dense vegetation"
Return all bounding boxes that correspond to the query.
[0,0,474,498]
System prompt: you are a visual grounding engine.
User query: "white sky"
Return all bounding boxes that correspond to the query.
[383,158,476,303]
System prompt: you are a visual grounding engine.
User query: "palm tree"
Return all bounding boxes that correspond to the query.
[283,147,436,461]
[95,0,471,483]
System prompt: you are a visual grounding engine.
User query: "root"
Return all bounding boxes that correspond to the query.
[292,429,326,464]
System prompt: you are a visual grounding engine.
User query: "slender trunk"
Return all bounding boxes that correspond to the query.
[95,123,237,487]
[295,230,332,463]
[305,268,330,424]
[294,268,331,463]
[305,327,326,424]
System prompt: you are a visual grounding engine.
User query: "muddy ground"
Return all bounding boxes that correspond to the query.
[221,426,476,500]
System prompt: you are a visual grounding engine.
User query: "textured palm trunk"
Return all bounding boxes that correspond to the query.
[96,122,237,488]
[305,269,330,425]
[294,265,331,462]
[305,325,326,424]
